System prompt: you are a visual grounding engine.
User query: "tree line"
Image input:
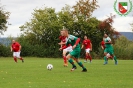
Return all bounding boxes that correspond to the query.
[0,0,133,59]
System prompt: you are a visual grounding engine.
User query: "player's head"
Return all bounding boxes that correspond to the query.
[104,33,108,38]
[84,35,88,40]
[12,40,16,43]
[60,30,64,36]
[61,28,68,36]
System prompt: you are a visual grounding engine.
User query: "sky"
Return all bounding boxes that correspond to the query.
[1,0,133,37]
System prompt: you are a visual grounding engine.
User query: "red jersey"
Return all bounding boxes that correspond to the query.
[11,42,21,52]
[101,41,105,49]
[82,39,91,49]
[59,36,66,47]
[59,36,71,49]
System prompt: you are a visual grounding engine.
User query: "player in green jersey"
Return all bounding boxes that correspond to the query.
[103,33,118,65]
[61,29,87,72]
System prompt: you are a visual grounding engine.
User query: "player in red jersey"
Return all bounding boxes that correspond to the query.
[58,30,73,67]
[101,40,105,50]
[11,40,24,63]
[100,38,112,59]
[81,35,92,63]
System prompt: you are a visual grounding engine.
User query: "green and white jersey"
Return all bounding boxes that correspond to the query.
[104,37,112,48]
[66,35,80,48]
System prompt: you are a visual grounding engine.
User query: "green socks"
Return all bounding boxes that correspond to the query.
[114,56,117,62]
[77,62,86,69]
[69,59,86,69]
[104,56,107,62]
[68,59,76,67]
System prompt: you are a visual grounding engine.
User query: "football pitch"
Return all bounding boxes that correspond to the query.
[0,57,133,88]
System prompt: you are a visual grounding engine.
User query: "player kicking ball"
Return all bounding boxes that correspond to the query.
[81,35,92,63]
[61,29,87,72]
[58,30,73,67]
[103,34,117,65]
[11,40,24,63]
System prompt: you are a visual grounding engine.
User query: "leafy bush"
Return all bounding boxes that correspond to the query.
[0,44,11,57]
[114,36,133,60]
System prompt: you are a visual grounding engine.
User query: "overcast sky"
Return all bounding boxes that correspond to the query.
[1,0,133,37]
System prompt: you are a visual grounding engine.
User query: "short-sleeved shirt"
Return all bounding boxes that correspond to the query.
[66,35,81,58]
[11,42,20,52]
[101,41,105,49]
[59,36,66,47]
[82,39,91,49]
[104,37,112,48]
[66,35,80,48]
[59,36,71,48]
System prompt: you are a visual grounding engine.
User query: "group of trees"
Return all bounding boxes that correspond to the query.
[18,0,119,57]
[0,0,133,59]
[0,3,10,35]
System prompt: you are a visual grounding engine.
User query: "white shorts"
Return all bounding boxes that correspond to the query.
[13,52,21,58]
[85,48,90,53]
[63,46,73,53]
[106,53,110,58]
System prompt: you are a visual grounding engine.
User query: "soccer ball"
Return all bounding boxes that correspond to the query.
[47,64,53,70]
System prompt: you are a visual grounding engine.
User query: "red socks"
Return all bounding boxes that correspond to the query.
[85,55,92,61]
[63,56,67,64]
[85,55,88,61]
[14,57,17,62]
[88,55,92,61]
[20,57,23,60]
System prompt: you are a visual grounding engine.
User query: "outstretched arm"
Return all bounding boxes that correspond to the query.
[81,44,84,49]
[90,42,92,51]
[72,38,80,50]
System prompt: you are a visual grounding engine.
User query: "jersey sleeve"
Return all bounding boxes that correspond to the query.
[69,35,76,40]
[59,36,62,40]
[107,37,111,42]
[16,42,20,47]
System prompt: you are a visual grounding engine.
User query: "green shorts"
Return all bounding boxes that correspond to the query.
[69,48,81,59]
[104,46,114,55]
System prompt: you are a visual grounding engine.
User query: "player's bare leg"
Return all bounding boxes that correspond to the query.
[63,50,68,67]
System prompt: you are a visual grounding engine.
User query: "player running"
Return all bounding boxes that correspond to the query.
[103,34,117,65]
[11,40,24,63]
[61,29,87,72]
[58,30,73,67]
[81,35,92,63]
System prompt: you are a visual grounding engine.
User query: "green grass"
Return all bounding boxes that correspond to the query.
[0,57,133,88]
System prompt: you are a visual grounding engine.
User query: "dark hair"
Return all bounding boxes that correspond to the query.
[104,33,108,35]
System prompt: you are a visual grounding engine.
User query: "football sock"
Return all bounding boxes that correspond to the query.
[85,55,88,61]
[63,56,67,64]
[104,56,107,62]
[88,55,92,61]
[77,62,86,69]
[68,59,76,67]
[14,57,17,62]
[113,56,117,62]
[20,57,23,60]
